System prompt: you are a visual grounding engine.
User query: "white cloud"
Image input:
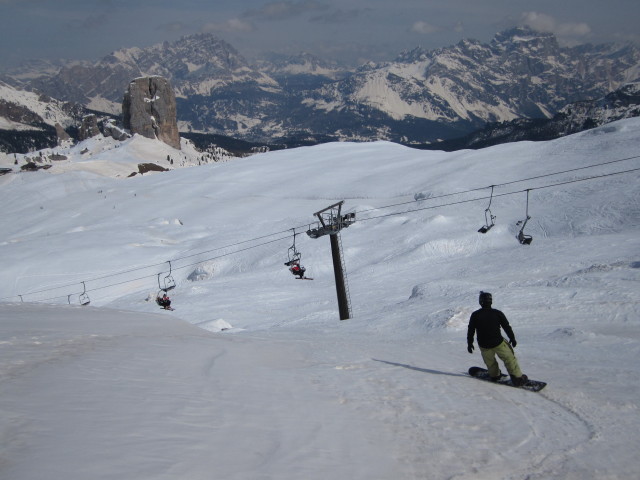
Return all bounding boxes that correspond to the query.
[556,22,591,37]
[410,21,440,35]
[242,1,327,21]
[410,20,465,36]
[202,18,256,34]
[521,12,591,38]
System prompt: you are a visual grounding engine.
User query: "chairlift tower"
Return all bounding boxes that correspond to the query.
[306,201,356,320]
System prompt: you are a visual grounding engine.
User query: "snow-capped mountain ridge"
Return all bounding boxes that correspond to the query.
[420,81,640,151]
[2,28,639,143]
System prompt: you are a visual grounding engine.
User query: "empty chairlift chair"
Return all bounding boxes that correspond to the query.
[478,185,496,233]
[79,281,90,306]
[516,190,533,245]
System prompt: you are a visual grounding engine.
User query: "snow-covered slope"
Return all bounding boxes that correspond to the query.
[0,132,233,178]
[0,80,77,130]
[1,118,639,479]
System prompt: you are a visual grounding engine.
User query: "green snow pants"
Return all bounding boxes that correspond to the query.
[480,340,522,378]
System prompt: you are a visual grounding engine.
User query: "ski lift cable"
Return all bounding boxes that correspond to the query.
[5,228,298,301]
[11,157,638,300]
[357,167,640,223]
[285,161,640,230]
[169,234,292,274]
[2,164,638,303]
[22,234,293,303]
[171,227,297,263]
[8,261,169,299]
[354,154,640,216]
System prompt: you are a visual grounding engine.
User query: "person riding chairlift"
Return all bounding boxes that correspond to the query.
[158,293,172,309]
[289,260,306,279]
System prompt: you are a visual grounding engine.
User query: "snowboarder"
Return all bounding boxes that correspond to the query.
[467,291,528,386]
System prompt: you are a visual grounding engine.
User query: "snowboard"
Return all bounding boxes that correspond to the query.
[468,366,546,392]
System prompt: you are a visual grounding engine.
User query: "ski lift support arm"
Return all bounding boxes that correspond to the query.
[306,201,356,239]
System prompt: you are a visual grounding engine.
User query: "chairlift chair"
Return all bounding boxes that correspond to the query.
[516,190,533,245]
[158,261,176,291]
[155,261,176,307]
[478,186,496,233]
[517,217,533,245]
[156,273,175,307]
[284,229,300,265]
[284,246,302,267]
[79,281,90,306]
[284,229,306,278]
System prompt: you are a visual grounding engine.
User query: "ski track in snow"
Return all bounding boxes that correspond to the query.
[307,338,592,480]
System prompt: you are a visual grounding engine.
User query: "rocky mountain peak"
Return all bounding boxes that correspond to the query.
[394,46,431,64]
[122,76,180,150]
[492,26,556,46]
[256,51,347,82]
[168,33,247,71]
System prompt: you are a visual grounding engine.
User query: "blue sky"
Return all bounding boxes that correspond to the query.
[0,0,637,68]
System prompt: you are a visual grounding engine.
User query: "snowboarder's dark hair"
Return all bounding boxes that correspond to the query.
[479,291,492,307]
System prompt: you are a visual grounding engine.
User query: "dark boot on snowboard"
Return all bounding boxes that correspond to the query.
[511,374,528,386]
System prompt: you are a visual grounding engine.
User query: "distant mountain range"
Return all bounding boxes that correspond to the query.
[1,27,639,149]
[416,82,640,151]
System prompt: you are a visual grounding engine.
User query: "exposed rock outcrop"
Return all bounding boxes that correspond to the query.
[122,76,180,149]
[137,163,169,174]
[79,114,100,140]
[103,118,130,141]
[54,123,71,144]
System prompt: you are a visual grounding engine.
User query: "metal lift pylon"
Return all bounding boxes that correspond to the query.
[306,201,356,320]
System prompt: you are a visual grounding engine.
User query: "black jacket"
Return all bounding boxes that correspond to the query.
[467,306,516,349]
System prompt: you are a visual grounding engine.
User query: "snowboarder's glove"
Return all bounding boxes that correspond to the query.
[467,344,474,354]
[509,339,517,348]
